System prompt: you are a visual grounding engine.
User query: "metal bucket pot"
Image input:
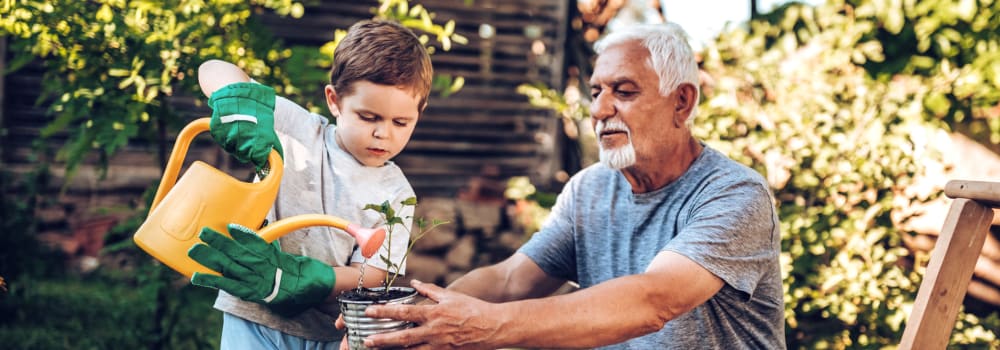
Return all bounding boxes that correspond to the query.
[338,286,418,350]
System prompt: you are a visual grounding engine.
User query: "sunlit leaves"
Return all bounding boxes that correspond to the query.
[0,0,303,180]
[374,0,467,56]
[697,0,998,347]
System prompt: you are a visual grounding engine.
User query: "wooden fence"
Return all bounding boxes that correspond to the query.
[1,0,569,243]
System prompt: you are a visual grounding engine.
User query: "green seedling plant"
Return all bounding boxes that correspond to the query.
[364,197,449,291]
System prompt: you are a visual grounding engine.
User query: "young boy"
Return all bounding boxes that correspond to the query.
[186,20,432,349]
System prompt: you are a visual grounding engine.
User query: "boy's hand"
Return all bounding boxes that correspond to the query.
[188,224,335,318]
[208,82,284,170]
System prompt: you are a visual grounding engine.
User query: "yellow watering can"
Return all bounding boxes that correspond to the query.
[133,118,385,278]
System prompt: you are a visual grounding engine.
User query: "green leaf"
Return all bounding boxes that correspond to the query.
[444,19,454,34]
[96,4,113,23]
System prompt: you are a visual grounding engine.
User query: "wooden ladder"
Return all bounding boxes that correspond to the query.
[899,180,996,349]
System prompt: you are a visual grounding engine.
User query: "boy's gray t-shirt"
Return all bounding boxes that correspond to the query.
[519,146,785,349]
[213,96,415,341]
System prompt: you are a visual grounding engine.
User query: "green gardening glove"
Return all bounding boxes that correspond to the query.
[208,82,284,171]
[187,224,336,318]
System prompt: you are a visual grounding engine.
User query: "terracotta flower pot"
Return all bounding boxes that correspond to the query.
[338,286,418,350]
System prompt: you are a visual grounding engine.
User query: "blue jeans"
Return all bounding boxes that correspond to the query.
[221,313,339,350]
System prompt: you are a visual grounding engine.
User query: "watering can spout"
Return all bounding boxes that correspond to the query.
[133,118,386,278]
[347,225,385,259]
[257,215,385,259]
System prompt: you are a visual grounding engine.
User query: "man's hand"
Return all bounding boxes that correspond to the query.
[334,294,437,349]
[363,280,504,350]
[187,224,335,317]
[208,82,283,171]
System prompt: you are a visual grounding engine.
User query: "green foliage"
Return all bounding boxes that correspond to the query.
[758,0,1000,141]
[364,197,448,290]
[699,1,998,347]
[1,0,303,181]
[0,165,62,280]
[0,173,220,349]
[285,0,468,115]
[0,269,222,349]
[375,0,468,53]
[503,176,555,237]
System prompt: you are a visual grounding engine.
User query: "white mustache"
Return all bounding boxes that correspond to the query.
[596,118,631,137]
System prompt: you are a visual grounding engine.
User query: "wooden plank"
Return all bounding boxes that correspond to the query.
[899,198,993,349]
[431,53,558,70]
[422,111,546,125]
[945,180,1000,207]
[405,140,541,154]
[431,69,553,84]
[1,35,6,163]
[411,129,540,142]
[395,153,544,169]
[427,97,542,111]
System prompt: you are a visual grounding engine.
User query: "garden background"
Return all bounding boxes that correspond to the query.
[1,0,999,348]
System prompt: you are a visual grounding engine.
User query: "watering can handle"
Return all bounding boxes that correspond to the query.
[258,214,387,259]
[148,117,284,212]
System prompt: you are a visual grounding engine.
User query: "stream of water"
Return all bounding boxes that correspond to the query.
[356,257,367,292]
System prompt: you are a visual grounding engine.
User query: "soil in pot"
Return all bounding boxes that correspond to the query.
[338,286,418,350]
[339,287,416,302]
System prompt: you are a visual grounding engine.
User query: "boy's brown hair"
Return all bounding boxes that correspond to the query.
[329,20,433,111]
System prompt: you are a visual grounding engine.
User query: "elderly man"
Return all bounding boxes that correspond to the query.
[358,22,785,349]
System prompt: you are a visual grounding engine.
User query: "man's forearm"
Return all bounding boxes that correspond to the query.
[495,273,672,349]
[449,253,565,303]
[447,265,513,303]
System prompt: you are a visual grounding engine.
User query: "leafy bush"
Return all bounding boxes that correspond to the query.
[0,269,222,349]
[0,0,304,180]
[0,166,61,281]
[699,1,998,347]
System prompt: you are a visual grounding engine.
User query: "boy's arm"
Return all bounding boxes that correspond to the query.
[448,253,565,303]
[198,59,251,97]
[332,263,388,297]
[196,59,282,170]
[316,263,388,316]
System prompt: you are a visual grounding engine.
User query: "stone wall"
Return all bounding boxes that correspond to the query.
[400,197,530,286]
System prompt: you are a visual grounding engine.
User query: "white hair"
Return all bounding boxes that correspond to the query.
[593,22,700,126]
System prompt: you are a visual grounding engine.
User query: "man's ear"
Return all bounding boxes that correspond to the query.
[673,83,697,127]
[325,85,341,118]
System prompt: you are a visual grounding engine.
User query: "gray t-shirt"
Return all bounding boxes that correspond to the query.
[213,96,415,341]
[519,145,785,349]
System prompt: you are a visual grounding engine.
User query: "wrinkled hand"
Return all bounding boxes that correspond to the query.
[362,280,502,350]
[334,296,437,349]
[208,82,283,171]
[187,224,335,317]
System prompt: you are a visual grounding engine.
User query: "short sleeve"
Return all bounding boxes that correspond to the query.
[663,182,778,300]
[517,178,579,282]
[273,96,329,136]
